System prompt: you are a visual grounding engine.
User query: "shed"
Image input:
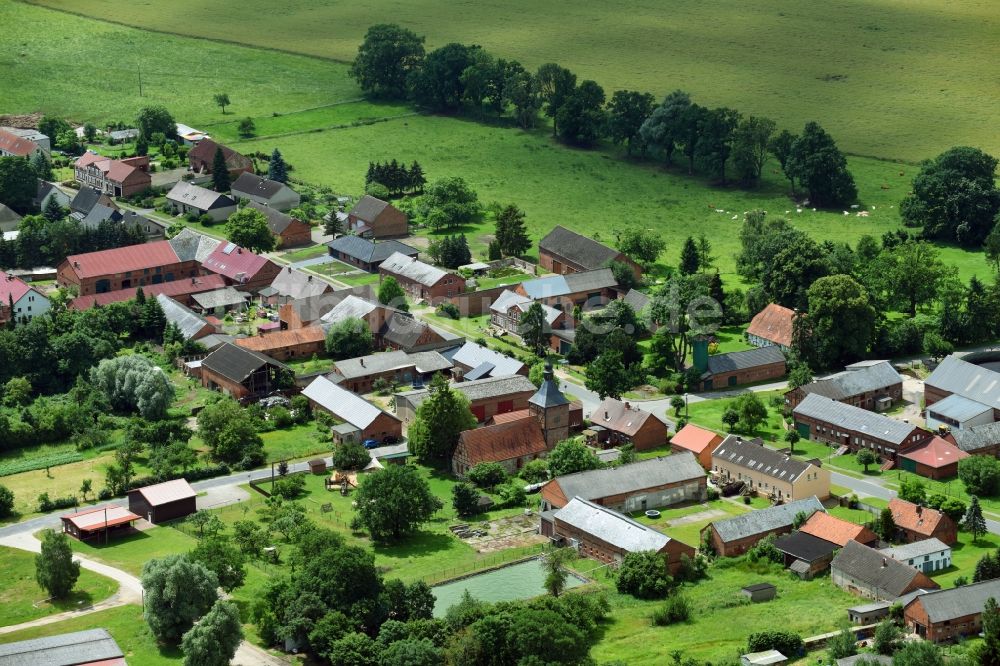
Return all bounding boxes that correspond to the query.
[741,582,777,602]
[0,628,126,666]
[127,478,197,524]
[741,650,787,666]
[847,601,891,625]
[308,459,328,474]
[61,505,141,541]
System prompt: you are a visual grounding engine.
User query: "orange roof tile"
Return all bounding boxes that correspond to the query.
[800,511,877,547]
[235,326,326,352]
[0,128,39,157]
[900,436,970,468]
[458,417,546,466]
[746,303,796,348]
[670,423,723,454]
[489,409,530,425]
[889,498,949,538]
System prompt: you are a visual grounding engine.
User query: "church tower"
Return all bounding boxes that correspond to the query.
[528,363,570,449]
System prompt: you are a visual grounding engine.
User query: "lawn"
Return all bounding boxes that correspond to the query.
[685,390,787,442]
[30,0,1000,161]
[278,244,328,263]
[633,498,750,546]
[260,423,332,463]
[284,356,333,376]
[0,545,118,628]
[933,530,1000,588]
[66,525,198,578]
[0,605,181,663]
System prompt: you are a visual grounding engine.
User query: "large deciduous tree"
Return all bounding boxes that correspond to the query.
[180,599,243,666]
[351,463,442,542]
[225,207,275,253]
[407,372,477,461]
[555,80,606,147]
[0,157,38,213]
[136,105,177,142]
[616,227,666,267]
[796,275,876,369]
[196,397,264,467]
[607,90,655,155]
[547,439,601,477]
[585,349,632,399]
[35,530,80,599]
[732,115,777,185]
[787,122,857,207]
[694,107,740,184]
[377,276,408,311]
[350,24,426,99]
[325,318,374,360]
[413,177,481,230]
[408,43,479,112]
[518,302,550,356]
[91,354,172,419]
[142,555,219,643]
[639,90,692,166]
[535,64,576,136]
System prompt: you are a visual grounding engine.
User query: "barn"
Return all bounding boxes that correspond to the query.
[127,478,197,524]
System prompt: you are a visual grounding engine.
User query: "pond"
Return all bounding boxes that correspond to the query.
[431,558,587,617]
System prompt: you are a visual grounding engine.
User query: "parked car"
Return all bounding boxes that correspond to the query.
[362,439,380,449]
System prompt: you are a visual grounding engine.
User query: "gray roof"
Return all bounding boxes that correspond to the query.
[326,235,419,264]
[836,655,892,666]
[909,578,1000,623]
[379,311,440,350]
[539,225,622,270]
[270,266,331,300]
[708,496,825,543]
[398,374,537,407]
[231,173,295,202]
[285,285,378,323]
[831,540,927,599]
[529,365,570,408]
[201,342,288,383]
[793,393,918,445]
[551,453,704,502]
[167,180,235,211]
[712,435,812,483]
[196,333,235,350]
[157,294,210,339]
[706,346,786,375]
[926,355,1000,409]
[623,288,650,313]
[319,295,378,329]
[191,286,247,310]
[68,186,102,215]
[108,128,139,141]
[926,393,993,422]
[80,202,123,228]
[336,350,428,379]
[0,628,123,666]
[168,227,222,263]
[879,538,950,564]
[950,421,1000,454]
[245,200,294,234]
[380,251,450,288]
[490,289,562,325]
[303,375,398,429]
[519,268,618,300]
[349,195,393,222]
[369,442,411,459]
[797,361,902,401]
[773,530,838,562]
[555,496,672,552]
[443,341,525,377]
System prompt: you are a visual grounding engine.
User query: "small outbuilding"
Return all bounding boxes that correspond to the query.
[741,650,787,666]
[308,459,328,474]
[127,478,197,524]
[741,582,777,602]
[61,505,141,541]
[0,628,126,666]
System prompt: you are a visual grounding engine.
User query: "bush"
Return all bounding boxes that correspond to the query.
[268,406,293,429]
[651,594,691,626]
[97,488,114,501]
[332,441,372,471]
[520,459,549,484]
[616,551,672,599]
[272,474,306,499]
[706,487,720,501]
[0,484,14,518]
[436,303,461,320]
[746,631,803,657]
[365,182,391,199]
[495,482,526,508]
[37,492,79,512]
[467,462,507,489]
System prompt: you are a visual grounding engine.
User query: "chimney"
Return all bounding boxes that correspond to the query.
[308,275,312,282]
[736,436,742,443]
[73,261,80,268]
[604,411,609,420]
[916,505,922,515]
[360,358,365,367]
[625,402,631,410]
[287,266,292,272]
[881,558,887,568]
[237,248,242,254]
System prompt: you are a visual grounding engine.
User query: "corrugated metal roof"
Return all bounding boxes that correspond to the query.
[61,505,141,531]
[135,478,196,506]
[706,346,785,374]
[519,268,618,299]
[379,252,451,287]
[0,628,124,666]
[910,578,1000,623]
[550,454,704,503]
[926,393,993,422]
[555,497,672,552]
[709,496,825,543]
[325,236,419,264]
[157,294,212,339]
[797,361,902,402]
[335,350,414,379]
[926,355,1000,409]
[793,393,919,445]
[445,341,525,377]
[303,375,398,429]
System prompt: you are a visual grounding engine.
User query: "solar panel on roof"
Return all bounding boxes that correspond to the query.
[223,242,236,255]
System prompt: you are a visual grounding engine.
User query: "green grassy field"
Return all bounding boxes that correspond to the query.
[0,545,118,628]
[26,0,1000,161]
[685,390,787,442]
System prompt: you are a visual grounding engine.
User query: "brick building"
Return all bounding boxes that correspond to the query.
[330,350,452,394]
[712,435,831,501]
[278,286,378,330]
[799,511,878,547]
[245,201,311,247]
[670,424,723,469]
[201,241,282,293]
[346,195,408,238]
[127,478,197,524]
[231,174,301,212]
[590,398,669,452]
[904,579,1000,642]
[302,375,402,444]
[699,346,787,390]
[538,225,642,279]
[514,269,619,314]
[898,436,968,479]
[74,152,151,198]
[57,241,201,296]
[394,374,538,422]
[326,236,419,273]
[200,342,290,401]
[785,361,903,411]
[187,139,253,178]
[701,497,826,557]
[888,498,958,545]
[379,252,465,303]
[234,326,327,361]
[831,540,937,602]
[745,303,795,351]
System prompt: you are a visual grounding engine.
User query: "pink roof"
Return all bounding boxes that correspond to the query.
[0,273,34,304]
[75,152,147,184]
[132,478,196,506]
[63,241,182,279]
[62,505,141,531]
[901,436,970,468]
[203,243,272,282]
[70,274,226,310]
[0,128,38,156]
[75,152,105,168]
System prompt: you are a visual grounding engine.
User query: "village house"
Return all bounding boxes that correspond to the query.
[187,139,253,178]
[792,393,931,461]
[326,236,419,273]
[244,201,311,248]
[888,498,958,545]
[346,195,408,238]
[378,310,455,353]
[394,374,538,422]
[127,478,197,524]
[34,181,70,211]
[302,375,403,444]
[74,152,151,198]
[452,418,547,477]
[70,274,227,310]
[165,181,237,222]
[329,350,452,394]
[69,186,115,217]
[234,326,326,361]
[543,497,695,572]
[745,303,796,351]
[379,252,465,303]
[57,241,202,295]
[925,355,1000,420]
[799,511,878,547]
[515,268,619,314]
[0,628,125,666]
[589,398,669,452]
[903,578,1000,642]
[538,225,642,279]
[711,435,831,501]
[190,287,249,316]
[199,342,290,401]
[269,266,333,303]
[830,540,938,601]
[773,530,840,579]
[701,496,825,557]
[489,289,566,336]
[0,273,50,326]
[697,345,787,390]
[230,173,300,212]
[318,294,386,333]
[157,294,216,341]
[785,361,903,411]
[670,424,724,469]
[540,453,707,513]
[1,126,50,153]
[880,538,951,574]
[897,436,968,479]
[201,241,282,293]
[278,285,377,329]
[443,340,527,379]
[0,127,45,159]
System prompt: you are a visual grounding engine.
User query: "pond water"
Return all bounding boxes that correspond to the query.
[431,558,586,617]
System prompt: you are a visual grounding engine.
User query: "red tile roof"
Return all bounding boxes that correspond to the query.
[202,243,273,282]
[0,128,38,157]
[235,326,326,352]
[188,139,253,172]
[900,436,970,468]
[593,398,664,437]
[62,241,182,279]
[458,416,546,466]
[490,409,531,425]
[0,273,35,304]
[746,303,796,348]
[670,423,723,454]
[69,274,226,310]
[889,498,949,538]
[800,511,877,547]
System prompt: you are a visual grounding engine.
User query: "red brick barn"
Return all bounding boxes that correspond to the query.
[346,195,408,238]
[127,478,197,524]
[904,579,1000,642]
[590,398,668,452]
[538,225,642,280]
[700,497,825,557]
[379,252,465,304]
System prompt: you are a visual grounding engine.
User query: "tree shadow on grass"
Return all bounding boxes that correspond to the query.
[372,530,456,561]
[83,528,152,550]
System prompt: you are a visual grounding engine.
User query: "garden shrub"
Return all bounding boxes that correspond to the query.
[468,462,507,489]
[746,631,803,657]
[651,594,691,626]
[616,551,672,599]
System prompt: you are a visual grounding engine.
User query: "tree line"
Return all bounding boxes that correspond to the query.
[365,159,426,197]
[0,210,147,270]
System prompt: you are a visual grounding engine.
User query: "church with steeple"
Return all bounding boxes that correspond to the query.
[451,364,575,477]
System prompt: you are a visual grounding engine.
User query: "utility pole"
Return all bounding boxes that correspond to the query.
[137,65,143,97]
